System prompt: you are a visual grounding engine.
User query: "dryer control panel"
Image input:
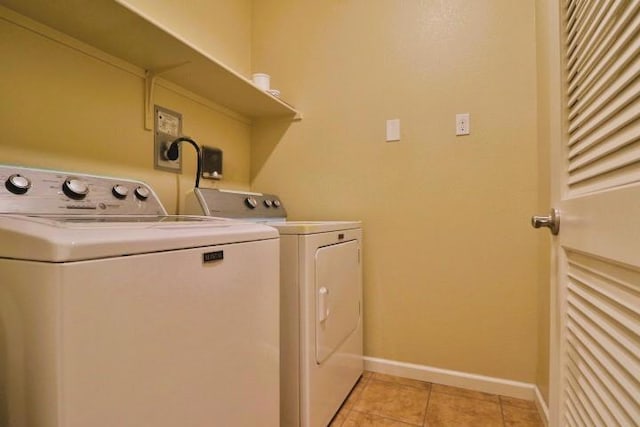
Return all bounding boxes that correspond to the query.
[186,187,287,219]
[0,165,166,215]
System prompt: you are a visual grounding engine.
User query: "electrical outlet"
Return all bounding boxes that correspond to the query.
[456,113,470,136]
[154,105,182,172]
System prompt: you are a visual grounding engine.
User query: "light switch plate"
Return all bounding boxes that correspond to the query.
[386,119,400,142]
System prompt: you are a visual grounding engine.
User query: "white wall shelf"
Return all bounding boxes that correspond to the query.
[0,0,301,122]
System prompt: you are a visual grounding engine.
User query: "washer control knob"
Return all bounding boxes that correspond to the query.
[112,185,129,199]
[245,197,258,209]
[62,178,89,200]
[263,199,273,208]
[134,186,150,201]
[273,199,281,208]
[5,174,31,194]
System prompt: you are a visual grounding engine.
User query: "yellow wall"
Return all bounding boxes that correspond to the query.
[0,6,253,213]
[252,0,540,382]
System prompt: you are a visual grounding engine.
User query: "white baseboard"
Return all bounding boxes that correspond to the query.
[364,356,549,425]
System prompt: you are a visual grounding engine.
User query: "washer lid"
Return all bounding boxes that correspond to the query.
[22,214,219,225]
[265,220,361,235]
[0,214,278,262]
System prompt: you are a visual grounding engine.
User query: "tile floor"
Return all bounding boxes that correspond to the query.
[329,371,544,427]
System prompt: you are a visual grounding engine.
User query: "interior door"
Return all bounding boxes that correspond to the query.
[540,1,640,426]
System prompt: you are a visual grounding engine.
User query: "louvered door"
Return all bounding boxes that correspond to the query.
[549,1,640,426]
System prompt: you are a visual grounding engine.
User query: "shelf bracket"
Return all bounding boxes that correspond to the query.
[144,62,190,130]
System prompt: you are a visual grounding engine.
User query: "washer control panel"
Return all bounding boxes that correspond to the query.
[0,165,167,215]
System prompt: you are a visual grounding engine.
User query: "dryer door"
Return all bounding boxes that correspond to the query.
[315,240,361,364]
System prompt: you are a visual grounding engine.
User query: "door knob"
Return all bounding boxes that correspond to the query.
[531,208,560,235]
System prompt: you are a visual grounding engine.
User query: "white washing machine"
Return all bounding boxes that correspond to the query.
[185,188,363,427]
[0,166,280,427]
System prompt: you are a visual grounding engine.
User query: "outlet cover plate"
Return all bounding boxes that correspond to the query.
[456,113,470,136]
[154,105,182,172]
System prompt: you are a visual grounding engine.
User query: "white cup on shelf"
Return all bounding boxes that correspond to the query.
[252,73,270,91]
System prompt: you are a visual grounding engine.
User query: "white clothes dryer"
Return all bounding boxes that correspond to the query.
[0,166,280,427]
[186,188,363,427]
